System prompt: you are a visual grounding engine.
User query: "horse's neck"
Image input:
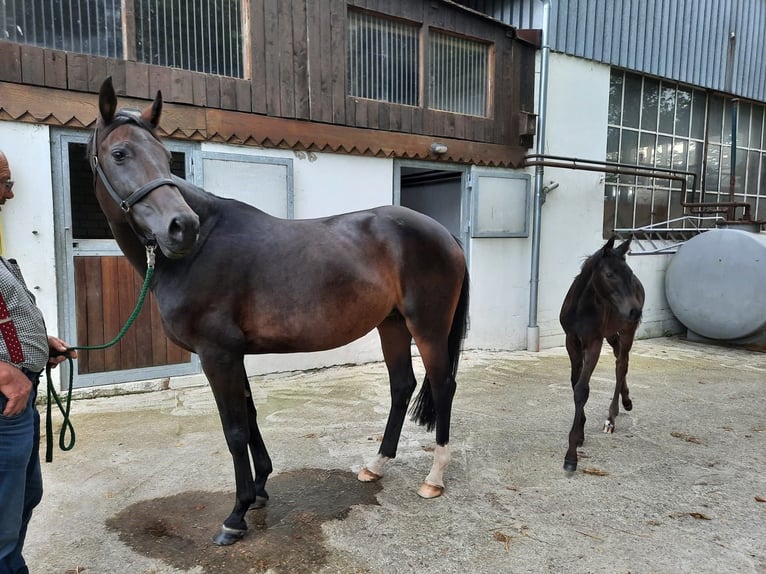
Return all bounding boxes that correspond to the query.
[110,221,149,275]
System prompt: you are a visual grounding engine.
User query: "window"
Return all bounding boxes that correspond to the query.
[1,0,244,78]
[429,31,489,116]
[346,9,492,117]
[605,69,766,237]
[347,10,420,106]
[135,0,242,77]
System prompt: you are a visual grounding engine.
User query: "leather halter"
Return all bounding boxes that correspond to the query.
[91,115,178,213]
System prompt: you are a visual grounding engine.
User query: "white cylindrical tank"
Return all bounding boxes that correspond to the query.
[665,228,766,341]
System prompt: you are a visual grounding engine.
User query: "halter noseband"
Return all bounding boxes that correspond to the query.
[91,115,178,213]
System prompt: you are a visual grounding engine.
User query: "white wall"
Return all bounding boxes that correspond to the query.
[0,122,66,386]
[533,53,680,348]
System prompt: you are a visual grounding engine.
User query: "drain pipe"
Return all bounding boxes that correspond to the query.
[526,0,551,352]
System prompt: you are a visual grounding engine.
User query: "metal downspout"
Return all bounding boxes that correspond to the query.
[526,0,551,352]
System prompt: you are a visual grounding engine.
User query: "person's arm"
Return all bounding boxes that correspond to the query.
[0,361,32,416]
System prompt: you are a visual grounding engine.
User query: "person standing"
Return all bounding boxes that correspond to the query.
[0,150,76,574]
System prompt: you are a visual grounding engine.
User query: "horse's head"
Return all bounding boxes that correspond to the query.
[90,77,200,259]
[592,237,644,323]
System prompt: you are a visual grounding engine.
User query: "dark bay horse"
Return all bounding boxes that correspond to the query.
[559,237,644,472]
[90,77,469,544]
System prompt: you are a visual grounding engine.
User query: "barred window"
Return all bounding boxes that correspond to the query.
[0,0,123,57]
[429,31,489,116]
[135,0,242,77]
[1,0,244,78]
[605,69,766,237]
[347,10,420,106]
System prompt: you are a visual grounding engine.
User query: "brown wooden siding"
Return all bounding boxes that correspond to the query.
[0,0,538,167]
[74,256,190,374]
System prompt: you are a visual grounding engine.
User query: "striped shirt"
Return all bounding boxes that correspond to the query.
[0,257,49,373]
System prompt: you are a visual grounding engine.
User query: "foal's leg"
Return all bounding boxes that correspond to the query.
[565,333,583,389]
[604,331,635,433]
[564,338,603,472]
[244,382,273,508]
[199,352,258,545]
[414,339,454,499]
[359,317,417,483]
[565,333,586,434]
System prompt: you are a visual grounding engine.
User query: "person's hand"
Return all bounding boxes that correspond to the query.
[0,361,32,416]
[47,336,77,368]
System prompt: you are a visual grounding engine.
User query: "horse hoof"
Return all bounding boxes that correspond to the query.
[417,481,444,499]
[623,399,633,411]
[357,467,382,483]
[212,525,247,546]
[603,421,615,433]
[563,459,577,473]
[249,495,268,510]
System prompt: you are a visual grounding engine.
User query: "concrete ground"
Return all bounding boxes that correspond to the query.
[25,337,766,574]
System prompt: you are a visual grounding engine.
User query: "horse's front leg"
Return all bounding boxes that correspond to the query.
[200,354,258,545]
[564,339,602,472]
[604,331,635,433]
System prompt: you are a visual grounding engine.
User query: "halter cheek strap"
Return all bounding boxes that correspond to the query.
[92,155,177,213]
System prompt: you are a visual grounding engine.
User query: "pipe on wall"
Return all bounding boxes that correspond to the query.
[526,0,551,352]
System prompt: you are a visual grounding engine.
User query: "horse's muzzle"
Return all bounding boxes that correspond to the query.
[159,211,200,258]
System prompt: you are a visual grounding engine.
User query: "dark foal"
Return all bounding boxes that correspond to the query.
[90,77,469,545]
[559,237,645,472]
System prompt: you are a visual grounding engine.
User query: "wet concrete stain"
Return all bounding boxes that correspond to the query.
[106,468,382,574]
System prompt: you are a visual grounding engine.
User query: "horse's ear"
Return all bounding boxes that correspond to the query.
[602,236,616,253]
[614,238,632,258]
[98,76,117,125]
[140,90,163,129]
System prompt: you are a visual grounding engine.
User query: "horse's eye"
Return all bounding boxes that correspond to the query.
[111,149,126,162]
[605,271,614,279]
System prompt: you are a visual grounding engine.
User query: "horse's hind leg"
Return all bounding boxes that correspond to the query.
[245,382,273,508]
[412,339,454,499]
[604,332,635,434]
[359,316,417,483]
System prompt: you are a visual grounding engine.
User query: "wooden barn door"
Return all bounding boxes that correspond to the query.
[52,131,199,388]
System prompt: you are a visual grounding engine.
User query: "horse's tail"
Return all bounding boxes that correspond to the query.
[409,264,470,431]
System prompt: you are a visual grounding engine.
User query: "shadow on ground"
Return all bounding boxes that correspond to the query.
[106,469,381,574]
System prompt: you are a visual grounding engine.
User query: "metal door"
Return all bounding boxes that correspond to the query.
[52,130,199,387]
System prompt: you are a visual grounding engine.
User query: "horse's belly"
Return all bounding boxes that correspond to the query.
[244,303,390,354]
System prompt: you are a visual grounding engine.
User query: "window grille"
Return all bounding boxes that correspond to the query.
[605,69,766,237]
[429,30,489,117]
[135,0,242,77]
[347,10,420,106]
[0,0,122,58]
[1,0,243,78]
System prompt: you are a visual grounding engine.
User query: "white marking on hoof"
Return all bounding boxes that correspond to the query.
[419,444,449,498]
[359,454,389,482]
[417,481,445,499]
[357,467,383,482]
[603,420,615,433]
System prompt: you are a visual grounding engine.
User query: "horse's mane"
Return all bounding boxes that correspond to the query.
[565,247,609,306]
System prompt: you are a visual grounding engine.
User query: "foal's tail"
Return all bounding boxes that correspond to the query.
[409,264,470,431]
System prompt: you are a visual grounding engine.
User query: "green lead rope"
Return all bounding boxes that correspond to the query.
[44,245,156,463]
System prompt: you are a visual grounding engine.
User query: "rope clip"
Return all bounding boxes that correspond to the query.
[146,243,156,269]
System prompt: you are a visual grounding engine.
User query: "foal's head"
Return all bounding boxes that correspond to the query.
[587,237,643,323]
[90,77,200,259]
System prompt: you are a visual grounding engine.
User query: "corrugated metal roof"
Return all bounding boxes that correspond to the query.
[453,0,766,102]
